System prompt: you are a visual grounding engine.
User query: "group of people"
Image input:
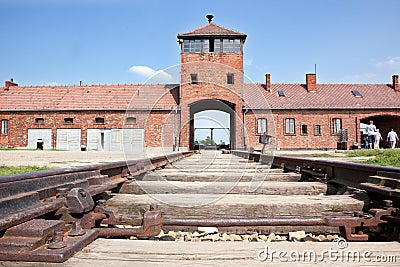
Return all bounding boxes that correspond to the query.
[365,120,399,149]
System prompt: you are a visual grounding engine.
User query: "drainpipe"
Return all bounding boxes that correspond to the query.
[243,107,248,150]
[174,106,180,151]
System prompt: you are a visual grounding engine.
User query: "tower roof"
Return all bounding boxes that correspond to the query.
[178,23,247,40]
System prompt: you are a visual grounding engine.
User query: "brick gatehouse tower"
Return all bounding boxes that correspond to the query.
[177,15,247,149]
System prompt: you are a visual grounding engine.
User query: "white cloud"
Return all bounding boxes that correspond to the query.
[128,65,172,81]
[375,57,400,68]
[129,65,156,77]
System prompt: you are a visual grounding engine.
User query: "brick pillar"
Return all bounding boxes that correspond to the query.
[306,74,317,92]
[393,75,399,91]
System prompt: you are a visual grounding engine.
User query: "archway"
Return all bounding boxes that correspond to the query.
[360,115,400,148]
[189,99,236,150]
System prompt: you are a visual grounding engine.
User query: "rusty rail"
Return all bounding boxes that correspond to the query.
[1,149,400,263]
[0,151,193,263]
[231,150,400,199]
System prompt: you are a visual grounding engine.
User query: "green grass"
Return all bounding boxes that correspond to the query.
[0,166,51,176]
[344,149,400,167]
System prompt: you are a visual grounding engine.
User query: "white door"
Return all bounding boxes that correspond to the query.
[56,129,81,151]
[87,129,112,151]
[121,129,144,153]
[87,129,100,151]
[28,129,52,149]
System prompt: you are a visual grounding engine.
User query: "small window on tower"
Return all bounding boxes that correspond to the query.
[190,74,198,84]
[227,74,234,84]
[64,118,74,124]
[35,118,44,124]
[126,117,137,124]
[95,117,105,124]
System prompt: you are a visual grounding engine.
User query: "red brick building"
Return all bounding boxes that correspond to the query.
[1,18,400,151]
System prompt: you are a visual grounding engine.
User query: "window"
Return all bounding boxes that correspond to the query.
[227,74,234,84]
[301,125,308,135]
[190,74,198,84]
[278,90,285,97]
[257,118,267,134]
[194,40,201,53]
[35,118,44,124]
[95,117,105,124]
[332,118,342,134]
[351,90,362,97]
[126,117,137,124]
[314,125,322,136]
[1,120,9,135]
[203,40,209,53]
[214,39,221,53]
[183,39,201,53]
[285,118,295,134]
[222,39,241,53]
[64,118,74,124]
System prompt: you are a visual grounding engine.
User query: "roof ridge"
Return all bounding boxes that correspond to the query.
[178,23,246,36]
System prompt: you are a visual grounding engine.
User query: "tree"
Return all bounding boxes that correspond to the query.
[198,136,216,145]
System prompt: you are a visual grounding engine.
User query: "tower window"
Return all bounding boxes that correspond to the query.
[214,39,220,53]
[95,117,105,124]
[183,40,202,53]
[35,118,44,124]
[126,117,137,124]
[223,39,241,53]
[190,74,198,84]
[205,39,220,53]
[203,40,209,53]
[64,118,74,124]
[194,40,201,53]
[227,74,234,84]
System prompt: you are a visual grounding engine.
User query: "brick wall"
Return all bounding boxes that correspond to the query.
[0,110,172,149]
[245,109,400,150]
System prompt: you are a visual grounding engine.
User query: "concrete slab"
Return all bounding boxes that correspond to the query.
[119,181,327,195]
[8,239,396,267]
[108,193,365,217]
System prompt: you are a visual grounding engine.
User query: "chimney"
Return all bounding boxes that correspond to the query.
[306,73,316,92]
[393,75,399,91]
[265,74,271,92]
[5,78,18,90]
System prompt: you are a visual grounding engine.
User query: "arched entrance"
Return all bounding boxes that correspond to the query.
[360,115,400,148]
[189,99,236,150]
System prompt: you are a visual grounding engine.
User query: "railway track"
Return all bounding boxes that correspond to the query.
[0,149,399,264]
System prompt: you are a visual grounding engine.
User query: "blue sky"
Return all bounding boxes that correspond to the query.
[1,0,399,87]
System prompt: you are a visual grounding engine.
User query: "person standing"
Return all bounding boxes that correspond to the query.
[387,129,399,149]
[374,129,383,149]
[365,120,377,149]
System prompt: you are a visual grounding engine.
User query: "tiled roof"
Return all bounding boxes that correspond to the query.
[0,84,179,111]
[178,23,246,38]
[244,83,400,110]
[2,82,399,112]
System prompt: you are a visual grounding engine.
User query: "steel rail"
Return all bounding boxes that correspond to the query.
[231,150,400,197]
[162,217,328,226]
[0,151,192,183]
